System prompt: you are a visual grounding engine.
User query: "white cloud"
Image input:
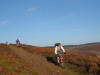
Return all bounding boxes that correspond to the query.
[27,8,36,13]
[25,8,37,16]
[0,20,8,25]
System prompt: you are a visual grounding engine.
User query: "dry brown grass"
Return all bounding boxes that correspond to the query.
[21,44,100,75]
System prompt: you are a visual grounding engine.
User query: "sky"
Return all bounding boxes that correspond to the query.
[0,0,100,46]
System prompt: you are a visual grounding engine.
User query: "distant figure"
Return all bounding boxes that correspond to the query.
[16,39,20,47]
[5,41,8,46]
[55,43,66,64]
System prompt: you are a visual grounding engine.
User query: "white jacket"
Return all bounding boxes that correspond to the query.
[55,46,65,54]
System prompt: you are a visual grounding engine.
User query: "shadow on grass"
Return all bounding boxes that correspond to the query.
[46,56,58,65]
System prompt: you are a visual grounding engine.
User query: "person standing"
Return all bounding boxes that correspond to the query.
[16,38,20,47]
[5,41,8,46]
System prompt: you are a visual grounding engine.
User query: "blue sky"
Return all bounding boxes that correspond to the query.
[0,0,100,46]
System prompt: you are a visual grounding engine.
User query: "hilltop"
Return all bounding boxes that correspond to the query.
[0,44,79,75]
[46,42,100,57]
[0,43,100,75]
[21,44,100,75]
[64,42,100,57]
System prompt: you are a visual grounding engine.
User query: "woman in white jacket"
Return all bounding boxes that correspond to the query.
[55,43,66,64]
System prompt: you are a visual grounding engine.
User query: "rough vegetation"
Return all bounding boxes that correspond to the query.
[21,44,100,75]
[65,52,100,75]
[0,43,100,75]
[0,44,40,75]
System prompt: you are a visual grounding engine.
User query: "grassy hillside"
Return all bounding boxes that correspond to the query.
[0,44,100,75]
[64,43,100,57]
[0,44,40,75]
[21,44,100,75]
[0,44,79,75]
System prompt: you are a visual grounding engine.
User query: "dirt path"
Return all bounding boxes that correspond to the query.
[9,45,65,75]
